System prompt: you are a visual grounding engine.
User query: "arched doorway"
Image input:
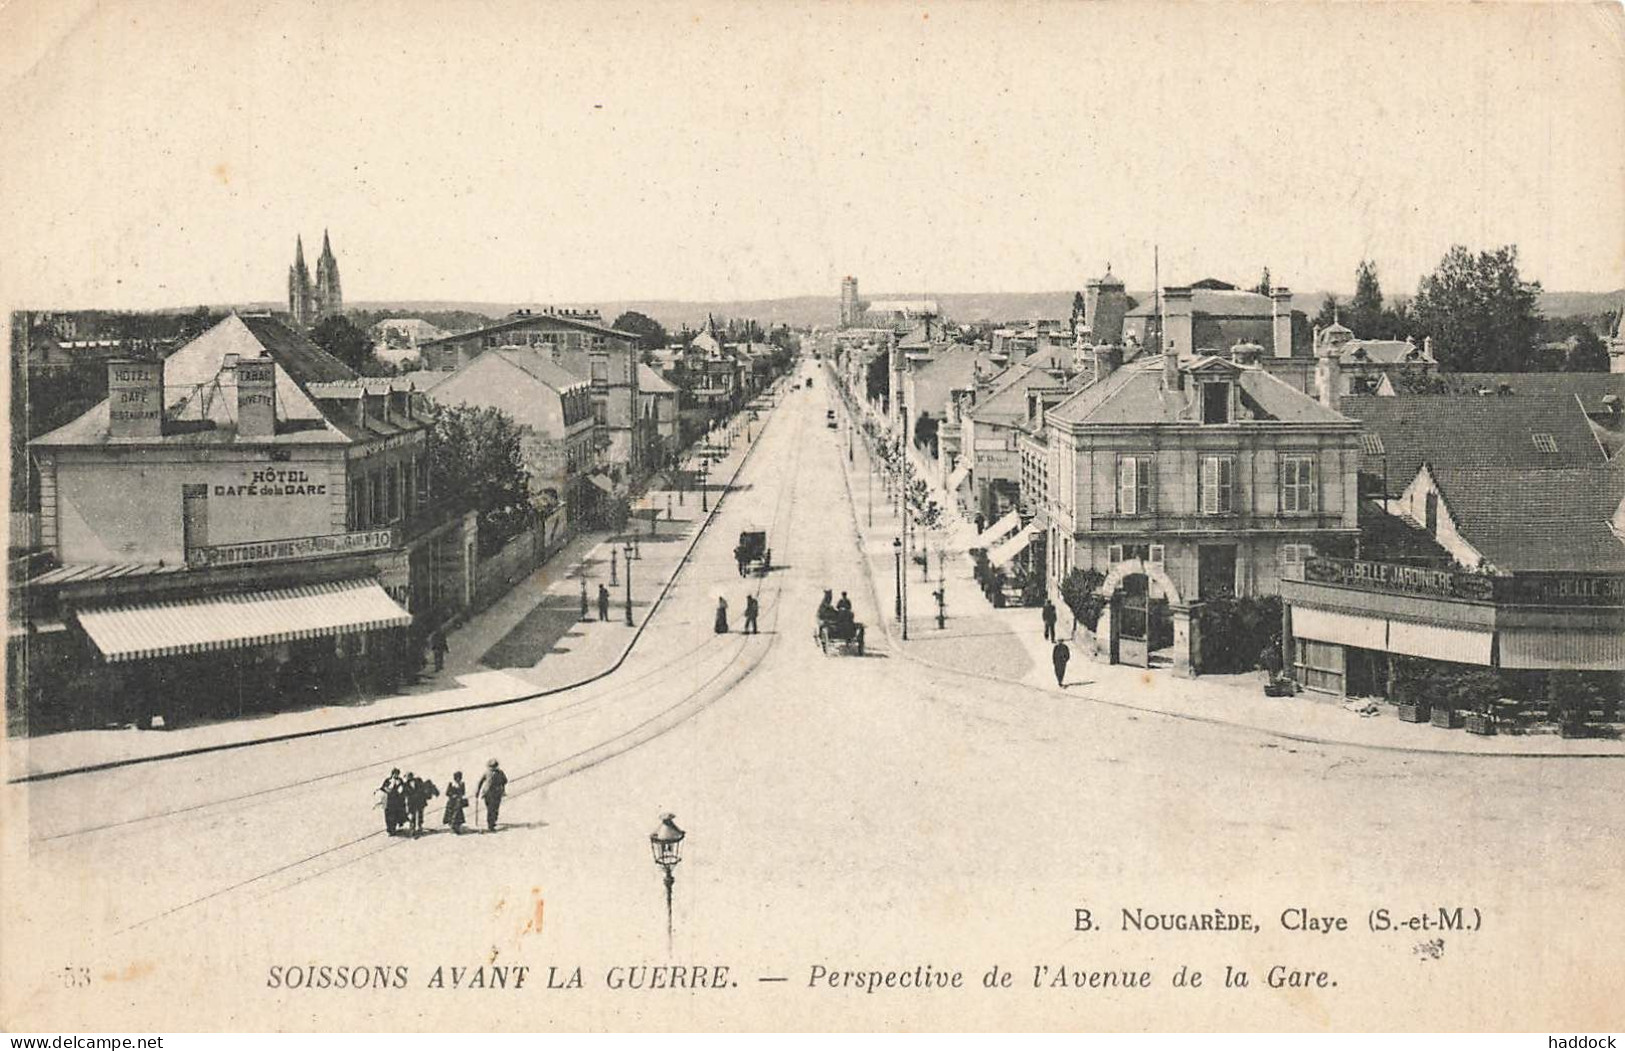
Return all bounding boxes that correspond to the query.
[1097,558,1182,668]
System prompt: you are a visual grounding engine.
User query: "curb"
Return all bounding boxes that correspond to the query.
[8,387,792,784]
[826,373,1623,761]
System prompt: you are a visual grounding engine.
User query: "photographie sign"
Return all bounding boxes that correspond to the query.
[188,528,396,568]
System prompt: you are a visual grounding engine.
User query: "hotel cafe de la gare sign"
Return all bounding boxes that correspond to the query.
[187,529,398,569]
[1302,557,1625,608]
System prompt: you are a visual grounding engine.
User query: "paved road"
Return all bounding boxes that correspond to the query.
[4,364,1622,1031]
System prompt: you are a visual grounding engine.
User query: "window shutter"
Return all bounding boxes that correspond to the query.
[1200,457,1216,514]
[1118,457,1133,514]
[1308,457,1318,512]
[1141,457,1153,514]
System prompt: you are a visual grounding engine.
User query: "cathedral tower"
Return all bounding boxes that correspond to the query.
[288,231,342,327]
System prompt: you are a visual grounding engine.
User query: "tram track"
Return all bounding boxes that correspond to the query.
[105,371,818,933]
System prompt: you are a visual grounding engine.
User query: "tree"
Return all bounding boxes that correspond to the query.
[427,404,534,556]
[1314,293,1342,330]
[1411,245,1543,372]
[1071,291,1087,334]
[308,315,378,373]
[865,351,890,404]
[1563,328,1610,372]
[1350,259,1385,337]
[1252,268,1272,296]
[611,310,670,351]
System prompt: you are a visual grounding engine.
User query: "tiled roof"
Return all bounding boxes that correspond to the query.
[490,349,589,391]
[1438,372,1625,412]
[1342,393,1608,490]
[417,312,636,347]
[1428,463,1625,572]
[968,362,1079,424]
[637,363,678,394]
[1125,289,1276,319]
[1046,356,1348,426]
[238,315,356,385]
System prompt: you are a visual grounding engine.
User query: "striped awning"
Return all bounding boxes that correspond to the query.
[989,521,1041,568]
[76,579,412,663]
[978,508,1022,547]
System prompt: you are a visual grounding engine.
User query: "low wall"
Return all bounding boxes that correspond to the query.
[470,510,570,613]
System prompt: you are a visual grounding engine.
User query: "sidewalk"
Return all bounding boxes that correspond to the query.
[7,388,787,782]
[830,376,1625,758]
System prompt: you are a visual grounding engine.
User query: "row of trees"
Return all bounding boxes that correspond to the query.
[1313,247,1612,374]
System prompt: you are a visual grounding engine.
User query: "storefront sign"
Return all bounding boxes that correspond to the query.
[189,529,397,568]
[1302,557,1495,602]
[1303,558,1625,608]
[1499,573,1625,608]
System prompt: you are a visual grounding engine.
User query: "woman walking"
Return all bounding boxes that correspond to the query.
[714,596,729,634]
[442,771,469,834]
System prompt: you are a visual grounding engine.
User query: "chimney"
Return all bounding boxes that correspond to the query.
[107,359,164,438]
[1314,341,1340,414]
[1231,341,1262,366]
[236,356,277,437]
[1162,285,1193,365]
[1092,343,1122,385]
[1270,287,1294,358]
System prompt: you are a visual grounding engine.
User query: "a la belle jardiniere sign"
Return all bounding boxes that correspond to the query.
[1303,557,1625,608]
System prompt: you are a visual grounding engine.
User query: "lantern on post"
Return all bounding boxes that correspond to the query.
[649,813,686,950]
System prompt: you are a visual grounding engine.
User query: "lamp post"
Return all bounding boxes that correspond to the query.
[579,576,589,619]
[700,458,711,513]
[893,537,903,621]
[649,813,686,952]
[610,546,618,586]
[624,539,635,626]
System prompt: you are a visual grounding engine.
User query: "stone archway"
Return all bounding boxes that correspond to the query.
[1094,558,1189,671]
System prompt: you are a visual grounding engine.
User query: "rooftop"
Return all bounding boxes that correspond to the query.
[1427,463,1625,573]
[1046,355,1350,427]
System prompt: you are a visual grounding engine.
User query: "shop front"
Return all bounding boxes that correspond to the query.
[1280,558,1625,699]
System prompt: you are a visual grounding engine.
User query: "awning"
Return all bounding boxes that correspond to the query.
[989,522,1041,568]
[1290,606,1387,650]
[588,474,616,494]
[978,508,1022,547]
[947,462,972,492]
[1498,628,1625,671]
[1388,618,1494,665]
[76,579,412,663]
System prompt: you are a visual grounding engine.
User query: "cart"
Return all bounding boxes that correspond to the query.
[815,616,866,656]
[734,529,771,576]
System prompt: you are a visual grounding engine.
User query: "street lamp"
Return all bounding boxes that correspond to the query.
[610,545,619,586]
[700,458,711,513]
[624,539,635,625]
[893,537,903,621]
[649,813,686,952]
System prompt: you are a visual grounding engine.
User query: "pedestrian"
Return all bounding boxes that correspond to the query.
[974,512,986,535]
[580,580,589,619]
[598,583,611,622]
[378,768,407,836]
[430,628,449,672]
[406,773,438,836]
[1260,638,1283,682]
[1052,639,1071,688]
[442,771,468,834]
[714,596,729,634]
[1041,599,1057,642]
[744,594,760,635]
[476,759,508,832]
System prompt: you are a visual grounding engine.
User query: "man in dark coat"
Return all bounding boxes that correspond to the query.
[743,594,760,635]
[1052,639,1071,687]
[405,773,439,836]
[1041,600,1058,642]
[379,768,407,835]
[476,759,508,832]
[430,630,449,672]
[598,584,611,622]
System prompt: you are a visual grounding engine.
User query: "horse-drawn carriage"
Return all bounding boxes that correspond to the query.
[734,529,771,577]
[814,591,865,655]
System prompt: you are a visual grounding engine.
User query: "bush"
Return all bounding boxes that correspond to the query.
[1060,568,1107,631]
[1195,595,1283,674]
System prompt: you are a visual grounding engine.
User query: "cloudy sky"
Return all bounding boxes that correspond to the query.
[1,0,1621,309]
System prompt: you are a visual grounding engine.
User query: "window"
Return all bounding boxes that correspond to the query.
[1532,433,1557,454]
[590,358,609,384]
[182,484,209,555]
[1424,491,1439,535]
[355,473,371,528]
[1280,455,1317,513]
[484,335,498,348]
[1117,455,1152,515]
[1361,433,1385,455]
[1280,542,1313,578]
[1202,382,1231,424]
[589,335,607,351]
[1108,542,1152,564]
[387,464,400,521]
[403,457,416,515]
[370,469,386,524]
[1199,455,1234,514]
[593,400,608,425]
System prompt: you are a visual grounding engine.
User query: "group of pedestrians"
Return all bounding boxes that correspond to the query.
[714,594,761,634]
[376,759,508,837]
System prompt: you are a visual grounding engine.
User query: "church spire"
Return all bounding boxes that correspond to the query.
[294,234,306,269]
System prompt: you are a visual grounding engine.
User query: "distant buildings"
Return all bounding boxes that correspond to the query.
[369,318,451,369]
[288,231,343,327]
[838,275,939,331]
[418,309,647,485]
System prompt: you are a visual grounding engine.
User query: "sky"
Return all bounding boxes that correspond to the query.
[0,0,1621,310]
